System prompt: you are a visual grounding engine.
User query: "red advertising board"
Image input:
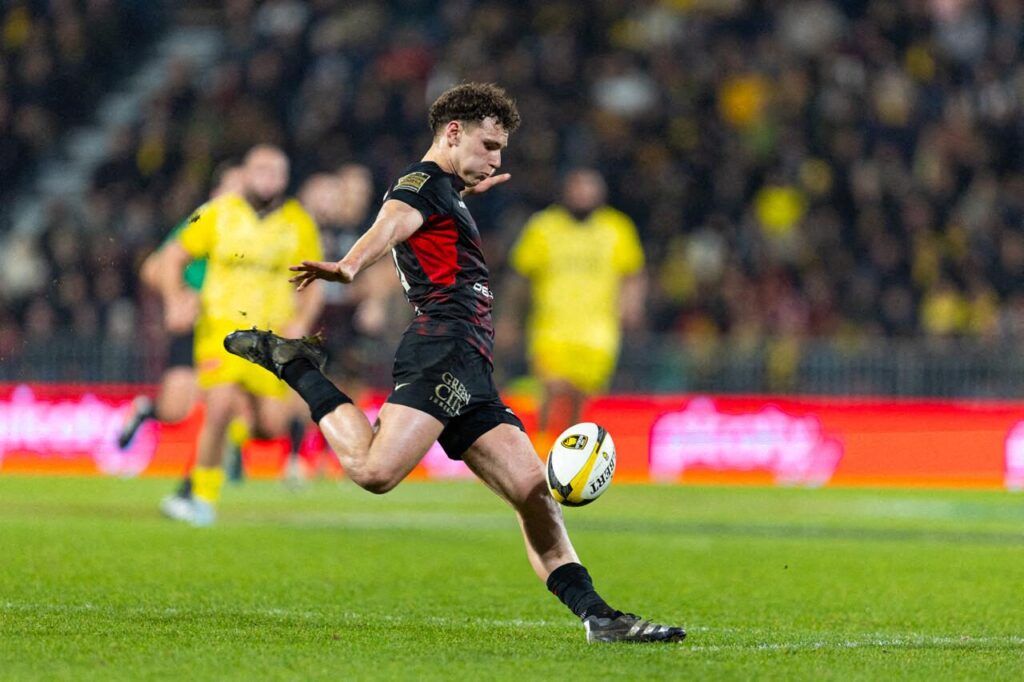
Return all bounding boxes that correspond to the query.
[581,394,1024,489]
[2,383,1023,489]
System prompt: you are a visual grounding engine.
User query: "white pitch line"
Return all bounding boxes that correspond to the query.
[0,602,566,628]
[4,604,1022,649]
[687,635,1024,652]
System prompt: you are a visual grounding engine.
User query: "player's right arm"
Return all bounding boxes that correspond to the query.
[159,203,215,332]
[158,241,199,332]
[139,248,165,291]
[289,199,423,291]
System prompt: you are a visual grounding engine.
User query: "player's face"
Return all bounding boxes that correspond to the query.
[338,168,373,223]
[299,174,343,225]
[455,117,508,187]
[245,149,289,202]
[563,170,606,214]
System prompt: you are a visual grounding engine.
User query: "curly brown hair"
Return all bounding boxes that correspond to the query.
[428,82,521,135]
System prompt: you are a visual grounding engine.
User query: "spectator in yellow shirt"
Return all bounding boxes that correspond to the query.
[506,169,646,447]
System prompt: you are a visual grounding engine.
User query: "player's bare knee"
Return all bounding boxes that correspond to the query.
[348,460,405,494]
[356,468,401,495]
[156,399,190,424]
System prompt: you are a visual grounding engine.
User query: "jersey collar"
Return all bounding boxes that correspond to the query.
[424,161,466,193]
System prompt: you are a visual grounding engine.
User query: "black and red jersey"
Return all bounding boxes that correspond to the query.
[385,161,495,362]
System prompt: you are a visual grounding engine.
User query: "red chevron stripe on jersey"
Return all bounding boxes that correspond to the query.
[407,215,459,285]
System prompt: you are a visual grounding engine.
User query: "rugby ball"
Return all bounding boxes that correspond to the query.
[545,423,616,506]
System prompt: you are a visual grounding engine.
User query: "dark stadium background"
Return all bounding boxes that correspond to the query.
[3,0,1024,397]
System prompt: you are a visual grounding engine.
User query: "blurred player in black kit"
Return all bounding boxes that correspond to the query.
[225,83,685,643]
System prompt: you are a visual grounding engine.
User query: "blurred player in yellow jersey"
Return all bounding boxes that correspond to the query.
[507,168,646,447]
[160,144,324,525]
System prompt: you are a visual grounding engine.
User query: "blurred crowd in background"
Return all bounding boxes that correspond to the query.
[2,0,1024,390]
[0,1,163,201]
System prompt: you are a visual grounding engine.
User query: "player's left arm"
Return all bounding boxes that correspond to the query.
[619,273,647,331]
[614,213,648,332]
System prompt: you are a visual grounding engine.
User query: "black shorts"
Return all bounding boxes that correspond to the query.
[167,331,195,368]
[387,333,524,460]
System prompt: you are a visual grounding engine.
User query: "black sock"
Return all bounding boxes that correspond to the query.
[280,358,351,423]
[546,562,617,620]
[176,476,192,499]
[288,417,305,455]
[140,403,157,421]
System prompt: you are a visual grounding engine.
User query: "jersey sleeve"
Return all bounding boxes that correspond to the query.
[612,212,645,275]
[160,218,189,249]
[386,169,449,221]
[509,213,549,278]
[177,200,218,258]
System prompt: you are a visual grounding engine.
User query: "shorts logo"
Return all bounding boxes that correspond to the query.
[431,371,471,417]
[393,172,431,193]
[561,434,588,450]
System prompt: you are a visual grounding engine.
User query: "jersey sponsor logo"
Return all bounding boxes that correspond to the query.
[472,282,494,299]
[393,171,431,193]
[431,371,471,417]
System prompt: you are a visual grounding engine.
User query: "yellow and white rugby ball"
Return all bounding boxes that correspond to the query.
[545,423,616,506]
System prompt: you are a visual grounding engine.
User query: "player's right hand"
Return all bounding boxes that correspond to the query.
[289,260,353,290]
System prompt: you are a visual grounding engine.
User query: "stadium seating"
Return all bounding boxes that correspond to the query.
[3,1,1024,394]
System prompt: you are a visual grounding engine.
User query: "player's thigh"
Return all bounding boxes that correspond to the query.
[253,395,291,438]
[368,402,446,480]
[462,423,547,509]
[157,367,198,419]
[204,382,245,427]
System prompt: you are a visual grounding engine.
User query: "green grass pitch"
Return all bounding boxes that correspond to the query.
[2,476,1023,680]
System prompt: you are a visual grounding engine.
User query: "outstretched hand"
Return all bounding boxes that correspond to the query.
[289,260,351,290]
[462,172,511,197]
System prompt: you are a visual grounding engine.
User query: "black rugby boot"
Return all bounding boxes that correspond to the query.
[583,612,687,643]
[224,328,327,378]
